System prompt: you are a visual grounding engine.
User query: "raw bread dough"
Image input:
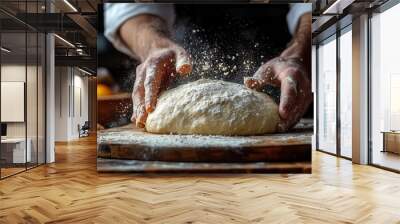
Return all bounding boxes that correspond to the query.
[146,79,279,136]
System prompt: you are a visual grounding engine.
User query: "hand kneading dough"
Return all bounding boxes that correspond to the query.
[145,79,279,136]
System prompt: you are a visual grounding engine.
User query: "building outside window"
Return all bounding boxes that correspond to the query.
[317,35,337,155]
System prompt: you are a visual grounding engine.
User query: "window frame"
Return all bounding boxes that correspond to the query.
[315,20,353,160]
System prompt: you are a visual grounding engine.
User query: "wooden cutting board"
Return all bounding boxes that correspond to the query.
[97,158,311,173]
[98,119,312,165]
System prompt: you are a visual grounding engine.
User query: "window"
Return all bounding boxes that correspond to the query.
[339,27,352,158]
[0,1,46,179]
[317,35,337,154]
[370,2,400,171]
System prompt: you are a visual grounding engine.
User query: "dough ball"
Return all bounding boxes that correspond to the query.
[146,79,279,136]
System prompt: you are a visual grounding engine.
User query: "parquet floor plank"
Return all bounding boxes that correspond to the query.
[0,136,399,223]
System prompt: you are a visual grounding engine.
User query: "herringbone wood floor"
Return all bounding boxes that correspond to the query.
[1,135,400,224]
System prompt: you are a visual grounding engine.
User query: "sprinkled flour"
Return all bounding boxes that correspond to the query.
[98,128,311,148]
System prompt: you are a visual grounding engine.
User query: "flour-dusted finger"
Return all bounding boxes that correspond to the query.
[245,63,280,91]
[135,105,147,128]
[174,47,192,75]
[244,77,264,91]
[144,50,176,113]
[279,73,298,120]
[279,76,312,132]
[144,61,161,113]
[132,64,147,128]
[131,65,142,123]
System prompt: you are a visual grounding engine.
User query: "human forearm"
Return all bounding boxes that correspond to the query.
[245,12,312,131]
[281,13,312,74]
[120,14,192,128]
[119,14,175,62]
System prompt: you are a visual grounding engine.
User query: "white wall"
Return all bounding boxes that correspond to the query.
[1,65,36,138]
[55,66,69,141]
[54,66,89,141]
[73,73,89,136]
[1,65,26,140]
[1,63,46,164]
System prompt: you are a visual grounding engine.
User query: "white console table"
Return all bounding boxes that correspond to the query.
[1,138,32,163]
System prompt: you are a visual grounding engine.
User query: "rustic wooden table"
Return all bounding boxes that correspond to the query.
[97,119,312,173]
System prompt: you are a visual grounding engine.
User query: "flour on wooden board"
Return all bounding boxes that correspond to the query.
[98,129,311,148]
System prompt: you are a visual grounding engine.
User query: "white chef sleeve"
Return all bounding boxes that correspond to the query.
[104,3,175,58]
[287,3,312,35]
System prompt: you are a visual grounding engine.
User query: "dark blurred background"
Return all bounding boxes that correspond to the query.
[97,4,312,128]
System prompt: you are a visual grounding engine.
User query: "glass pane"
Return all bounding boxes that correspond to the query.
[27,31,38,169]
[312,45,317,150]
[38,32,45,165]
[26,0,39,170]
[371,3,400,171]
[1,31,27,177]
[339,28,352,158]
[317,36,337,154]
[1,1,46,178]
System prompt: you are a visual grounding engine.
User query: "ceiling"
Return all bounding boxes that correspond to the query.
[311,0,391,43]
[0,0,392,72]
[0,0,100,72]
